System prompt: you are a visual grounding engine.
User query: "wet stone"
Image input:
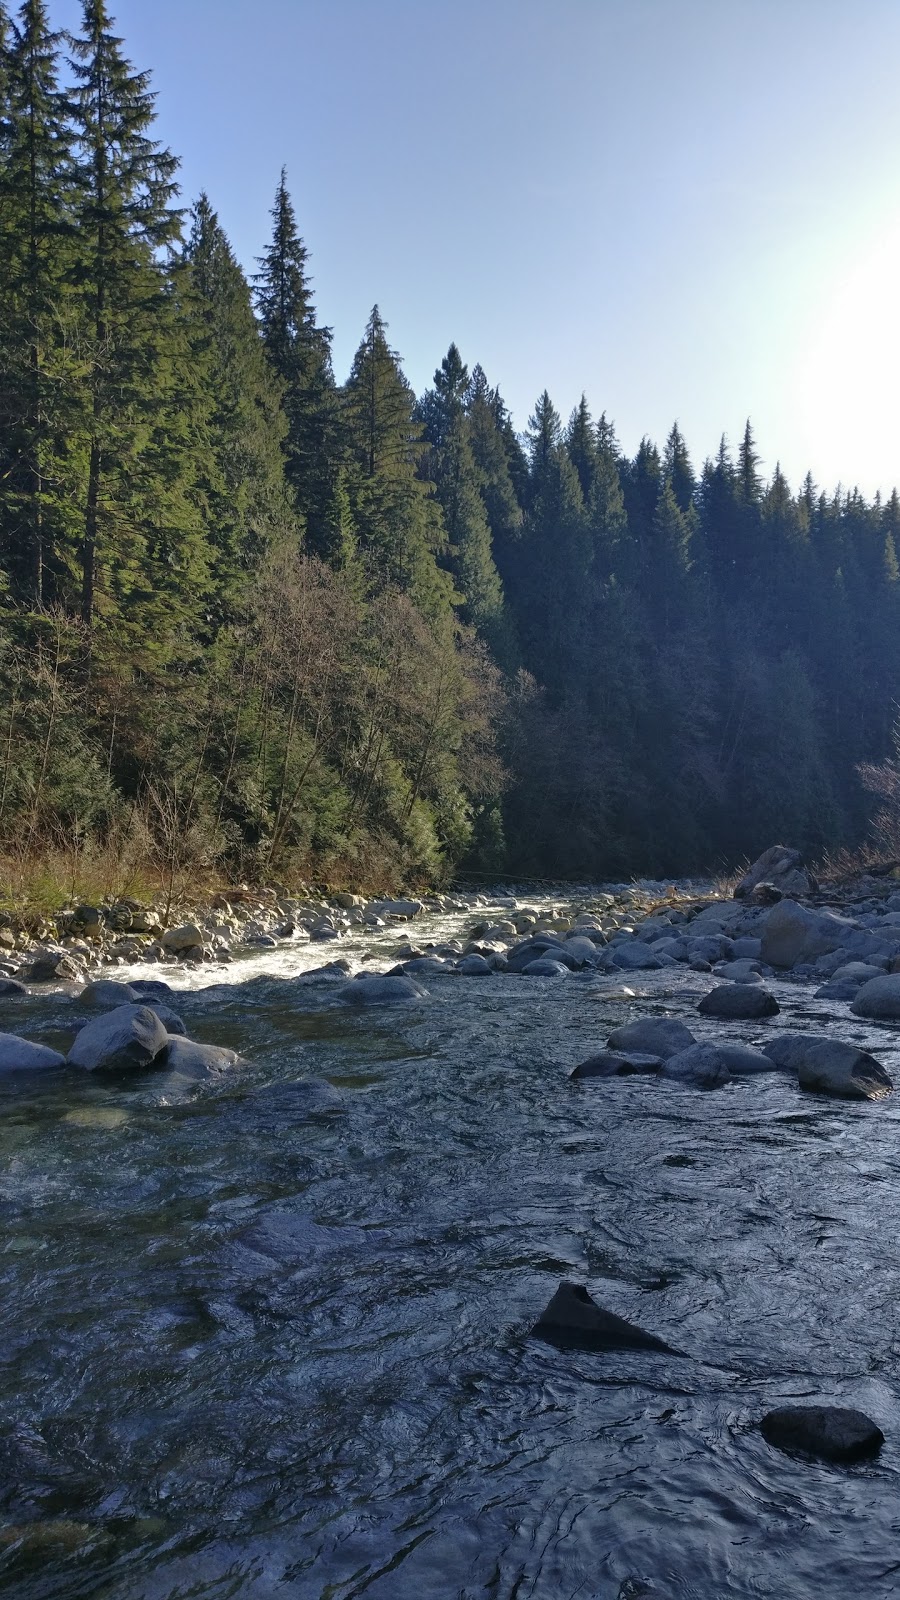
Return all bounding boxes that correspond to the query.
[531,1280,680,1355]
[760,1405,884,1462]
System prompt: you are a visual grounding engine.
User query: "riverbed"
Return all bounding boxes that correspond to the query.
[2,891,900,1598]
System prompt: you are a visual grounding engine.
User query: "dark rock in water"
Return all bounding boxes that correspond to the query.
[571,1050,662,1079]
[607,1018,695,1060]
[697,984,779,1019]
[0,1032,66,1072]
[66,1004,169,1072]
[505,937,563,972]
[457,953,494,976]
[760,1405,883,1462]
[716,1042,784,1075]
[298,960,352,980]
[336,974,427,1006]
[0,978,27,997]
[734,844,817,901]
[253,1075,343,1114]
[162,1036,239,1077]
[662,1044,731,1088]
[761,900,854,970]
[521,958,569,977]
[77,979,140,1008]
[531,1280,679,1355]
[128,978,175,1000]
[814,980,864,1001]
[797,1040,892,1100]
[609,942,663,971]
[395,956,453,976]
[851,974,900,1019]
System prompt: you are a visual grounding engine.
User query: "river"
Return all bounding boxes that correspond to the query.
[2,891,900,1598]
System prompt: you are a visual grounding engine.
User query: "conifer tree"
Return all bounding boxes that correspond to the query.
[343,306,452,615]
[254,169,339,557]
[663,421,695,513]
[0,0,75,604]
[418,343,505,642]
[69,0,207,642]
[566,394,598,502]
[184,192,290,611]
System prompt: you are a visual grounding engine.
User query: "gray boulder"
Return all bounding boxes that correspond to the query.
[67,1004,169,1071]
[716,1042,784,1074]
[796,1040,893,1100]
[609,942,663,971]
[697,984,779,1020]
[522,958,569,977]
[760,900,855,969]
[850,974,900,1020]
[162,1036,239,1077]
[336,974,427,1006]
[760,1405,883,1462]
[607,1018,696,1060]
[686,934,735,964]
[571,1050,662,1079]
[814,980,863,1001]
[731,937,763,961]
[26,951,82,983]
[161,923,204,954]
[0,978,27,997]
[713,960,763,983]
[560,935,603,967]
[396,956,453,976]
[832,961,885,983]
[734,845,816,901]
[457,954,494,976]
[0,1032,66,1072]
[662,1044,732,1087]
[145,1003,187,1036]
[76,979,140,1008]
[531,1280,679,1355]
[128,978,175,1000]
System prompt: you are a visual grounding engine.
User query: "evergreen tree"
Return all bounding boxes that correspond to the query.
[254,169,339,557]
[465,363,523,595]
[663,421,696,513]
[69,0,207,643]
[566,393,598,502]
[0,0,75,604]
[184,192,290,611]
[343,306,452,615]
[418,343,505,642]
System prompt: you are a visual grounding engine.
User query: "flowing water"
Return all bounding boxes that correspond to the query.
[3,895,900,1598]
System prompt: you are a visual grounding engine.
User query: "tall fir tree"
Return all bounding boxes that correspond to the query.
[0,0,76,604]
[254,169,339,558]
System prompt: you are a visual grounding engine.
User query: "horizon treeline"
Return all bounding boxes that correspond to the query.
[1,0,899,892]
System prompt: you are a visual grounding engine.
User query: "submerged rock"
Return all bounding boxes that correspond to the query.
[850,974,900,1019]
[67,1004,169,1072]
[607,1017,695,1060]
[336,974,427,1006]
[0,977,27,997]
[0,1032,66,1072]
[760,1405,884,1462]
[531,1280,679,1355]
[662,1044,732,1087]
[571,1050,662,1079]
[697,984,779,1019]
[162,1036,239,1077]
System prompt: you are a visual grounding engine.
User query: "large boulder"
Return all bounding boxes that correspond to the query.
[67,1004,169,1072]
[162,1036,239,1077]
[760,900,855,969]
[0,1033,66,1073]
[662,1044,732,1087]
[161,924,204,954]
[850,974,900,1020]
[26,951,83,983]
[336,974,427,1006]
[734,845,817,901]
[607,1018,696,1059]
[760,1406,883,1462]
[522,958,569,977]
[697,984,779,1020]
[796,1040,893,1100]
[608,942,664,971]
[531,1280,679,1355]
[716,1042,784,1075]
[367,898,424,920]
[571,1050,662,1079]
[76,979,140,1008]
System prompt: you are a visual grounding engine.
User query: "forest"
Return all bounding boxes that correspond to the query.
[2,0,900,893]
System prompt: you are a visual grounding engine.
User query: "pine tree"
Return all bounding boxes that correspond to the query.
[183,192,291,611]
[566,394,598,502]
[254,169,339,557]
[69,0,205,640]
[343,306,452,615]
[663,421,695,513]
[418,343,505,642]
[0,0,76,604]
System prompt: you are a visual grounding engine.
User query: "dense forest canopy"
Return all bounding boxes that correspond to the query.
[1,0,899,891]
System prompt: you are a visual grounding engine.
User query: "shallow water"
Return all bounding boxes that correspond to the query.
[3,896,900,1598]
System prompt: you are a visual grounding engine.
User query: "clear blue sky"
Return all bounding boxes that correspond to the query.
[54,0,900,496]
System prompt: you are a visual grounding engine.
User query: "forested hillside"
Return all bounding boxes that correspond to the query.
[2,0,899,891]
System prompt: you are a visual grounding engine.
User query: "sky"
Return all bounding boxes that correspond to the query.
[52,0,900,497]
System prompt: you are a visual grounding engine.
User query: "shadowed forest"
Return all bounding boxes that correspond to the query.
[3,0,900,892]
